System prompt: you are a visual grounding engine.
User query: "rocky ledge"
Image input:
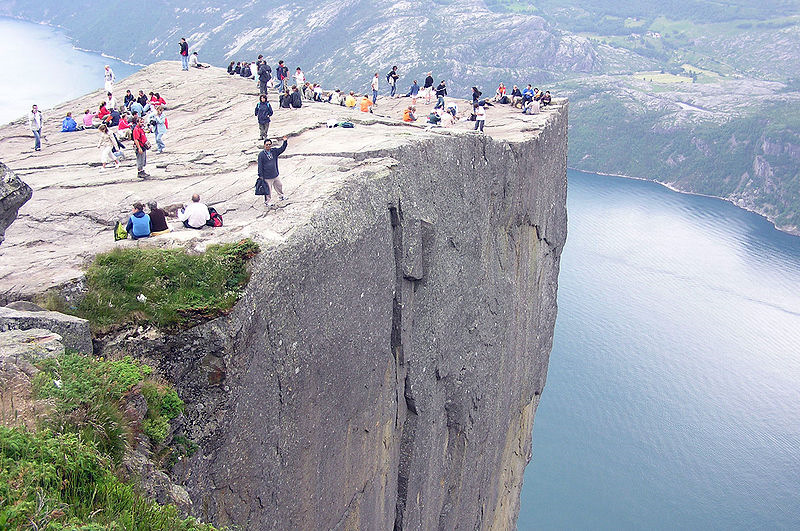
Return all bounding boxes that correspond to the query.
[0,62,568,530]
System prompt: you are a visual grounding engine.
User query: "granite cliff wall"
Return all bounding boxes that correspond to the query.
[0,162,32,246]
[101,106,568,529]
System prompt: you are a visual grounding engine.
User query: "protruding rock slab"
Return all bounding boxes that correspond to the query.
[0,161,32,246]
[0,306,92,354]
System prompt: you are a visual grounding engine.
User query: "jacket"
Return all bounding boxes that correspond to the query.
[276,65,288,80]
[409,83,419,96]
[241,65,252,78]
[436,83,447,97]
[28,111,43,131]
[149,208,169,232]
[290,91,302,108]
[258,63,272,82]
[153,113,167,134]
[424,76,434,88]
[61,116,78,132]
[255,102,273,123]
[126,211,151,238]
[257,140,287,180]
[179,41,188,56]
[137,95,148,107]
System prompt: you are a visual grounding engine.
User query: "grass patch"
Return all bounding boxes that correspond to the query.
[48,239,260,332]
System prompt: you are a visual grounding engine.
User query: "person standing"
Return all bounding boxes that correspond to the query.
[423,72,434,104]
[132,116,149,178]
[257,136,289,206]
[28,104,43,151]
[387,66,399,97]
[153,106,167,153]
[434,80,447,109]
[97,124,121,168]
[474,103,485,132]
[371,73,379,105]
[255,94,273,140]
[258,61,272,95]
[104,65,115,93]
[179,38,189,70]
[276,60,289,93]
[406,80,420,105]
[294,67,306,89]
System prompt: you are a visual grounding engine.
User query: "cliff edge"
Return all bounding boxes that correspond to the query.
[0,162,32,247]
[0,62,567,529]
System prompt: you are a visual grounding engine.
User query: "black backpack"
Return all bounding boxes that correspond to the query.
[206,207,223,227]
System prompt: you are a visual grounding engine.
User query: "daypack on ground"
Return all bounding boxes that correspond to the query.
[114,221,128,241]
[206,206,223,227]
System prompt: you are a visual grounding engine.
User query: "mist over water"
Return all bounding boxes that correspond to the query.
[0,18,137,124]
[520,171,800,529]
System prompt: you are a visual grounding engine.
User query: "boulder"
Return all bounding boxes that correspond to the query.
[0,306,92,354]
[0,161,32,246]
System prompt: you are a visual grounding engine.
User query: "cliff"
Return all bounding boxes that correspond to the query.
[0,62,567,529]
[0,162,31,246]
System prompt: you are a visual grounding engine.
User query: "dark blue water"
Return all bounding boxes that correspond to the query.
[519,170,800,529]
[0,17,138,124]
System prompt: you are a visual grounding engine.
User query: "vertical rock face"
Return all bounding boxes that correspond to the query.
[0,162,32,246]
[104,105,568,529]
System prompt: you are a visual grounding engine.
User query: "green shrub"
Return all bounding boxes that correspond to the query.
[53,239,260,331]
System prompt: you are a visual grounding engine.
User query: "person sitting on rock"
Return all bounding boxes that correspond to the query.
[147,201,170,235]
[178,194,210,229]
[279,89,291,108]
[83,109,96,129]
[61,112,80,132]
[227,61,236,75]
[189,51,210,68]
[109,108,121,128]
[313,84,323,102]
[494,83,509,104]
[511,85,523,108]
[123,89,135,108]
[541,90,552,106]
[328,89,344,105]
[125,202,151,239]
[106,92,117,110]
[136,90,148,108]
[522,97,540,115]
[257,137,289,207]
[96,102,113,126]
[290,86,303,108]
[522,84,534,105]
[345,91,357,109]
[240,62,253,79]
[402,106,416,122]
[129,99,144,118]
[118,113,132,140]
[234,62,242,75]
[427,110,442,125]
[360,95,373,113]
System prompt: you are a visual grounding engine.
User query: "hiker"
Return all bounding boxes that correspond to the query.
[279,89,291,108]
[153,106,167,153]
[118,113,132,139]
[435,80,447,109]
[227,61,236,75]
[494,83,508,104]
[126,202,151,239]
[290,86,302,108]
[542,90,552,106]
[240,62,253,78]
[257,136,289,206]
[108,108,121,128]
[106,92,117,110]
[474,103,485,132]
[132,116,150,179]
[345,91,357,109]
[522,84,534,105]
[255,94,273,140]
[423,72,434,104]
[427,110,442,125]
[510,85,523,107]
[179,38,189,70]
[328,89,344,105]
[123,89,135,108]
[96,102,112,125]
[82,109,95,129]
[178,194,210,229]
[29,104,43,151]
[402,106,416,122]
[303,82,315,101]
[190,51,210,68]
[313,84,323,101]
[360,95,373,113]
[472,86,483,104]
[104,65,115,93]
[129,98,144,118]
[522,96,539,115]
[258,60,272,94]
[147,201,170,235]
[136,90,148,108]
[61,112,80,132]
[387,66,399,97]
[97,124,121,169]
[405,80,420,105]
[294,67,305,89]
[276,60,289,93]
[371,73,379,105]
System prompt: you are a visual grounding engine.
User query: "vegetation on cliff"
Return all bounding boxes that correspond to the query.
[0,352,214,530]
[47,239,260,331]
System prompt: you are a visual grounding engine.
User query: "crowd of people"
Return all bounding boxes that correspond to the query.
[122,194,219,241]
[23,38,557,240]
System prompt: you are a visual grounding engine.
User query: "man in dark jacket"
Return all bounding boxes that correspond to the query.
[136,90,148,108]
[257,136,289,206]
[254,94,273,140]
[423,72,434,104]
[258,62,272,95]
[276,60,289,93]
[147,201,170,235]
[241,62,253,78]
[434,80,447,109]
[290,86,302,108]
[179,38,189,70]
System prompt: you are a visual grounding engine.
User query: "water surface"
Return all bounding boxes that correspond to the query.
[520,170,800,529]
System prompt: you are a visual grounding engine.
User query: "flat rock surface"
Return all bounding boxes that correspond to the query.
[0,61,564,299]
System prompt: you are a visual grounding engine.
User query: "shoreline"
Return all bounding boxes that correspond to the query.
[569,166,800,238]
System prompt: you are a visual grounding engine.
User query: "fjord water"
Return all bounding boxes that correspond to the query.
[0,18,137,124]
[520,170,800,529]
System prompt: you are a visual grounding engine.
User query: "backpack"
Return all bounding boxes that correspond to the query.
[206,207,223,227]
[386,72,392,83]
[114,221,128,241]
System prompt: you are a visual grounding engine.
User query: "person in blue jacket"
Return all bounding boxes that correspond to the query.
[257,136,289,206]
[125,202,151,239]
[61,112,80,132]
[254,93,273,140]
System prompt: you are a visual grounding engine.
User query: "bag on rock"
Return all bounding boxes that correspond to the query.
[206,207,223,227]
[114,221,128,241]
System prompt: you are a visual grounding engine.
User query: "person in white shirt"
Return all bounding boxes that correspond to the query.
[178,193,210,229]
[104,65,115,93]
[371,73,379,106]
[28,104,43,151]
[107,92,117,110]
[294,67,305,88]
[474,103,485,132]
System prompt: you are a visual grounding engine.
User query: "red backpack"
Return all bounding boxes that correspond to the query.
[206,207,223,227]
